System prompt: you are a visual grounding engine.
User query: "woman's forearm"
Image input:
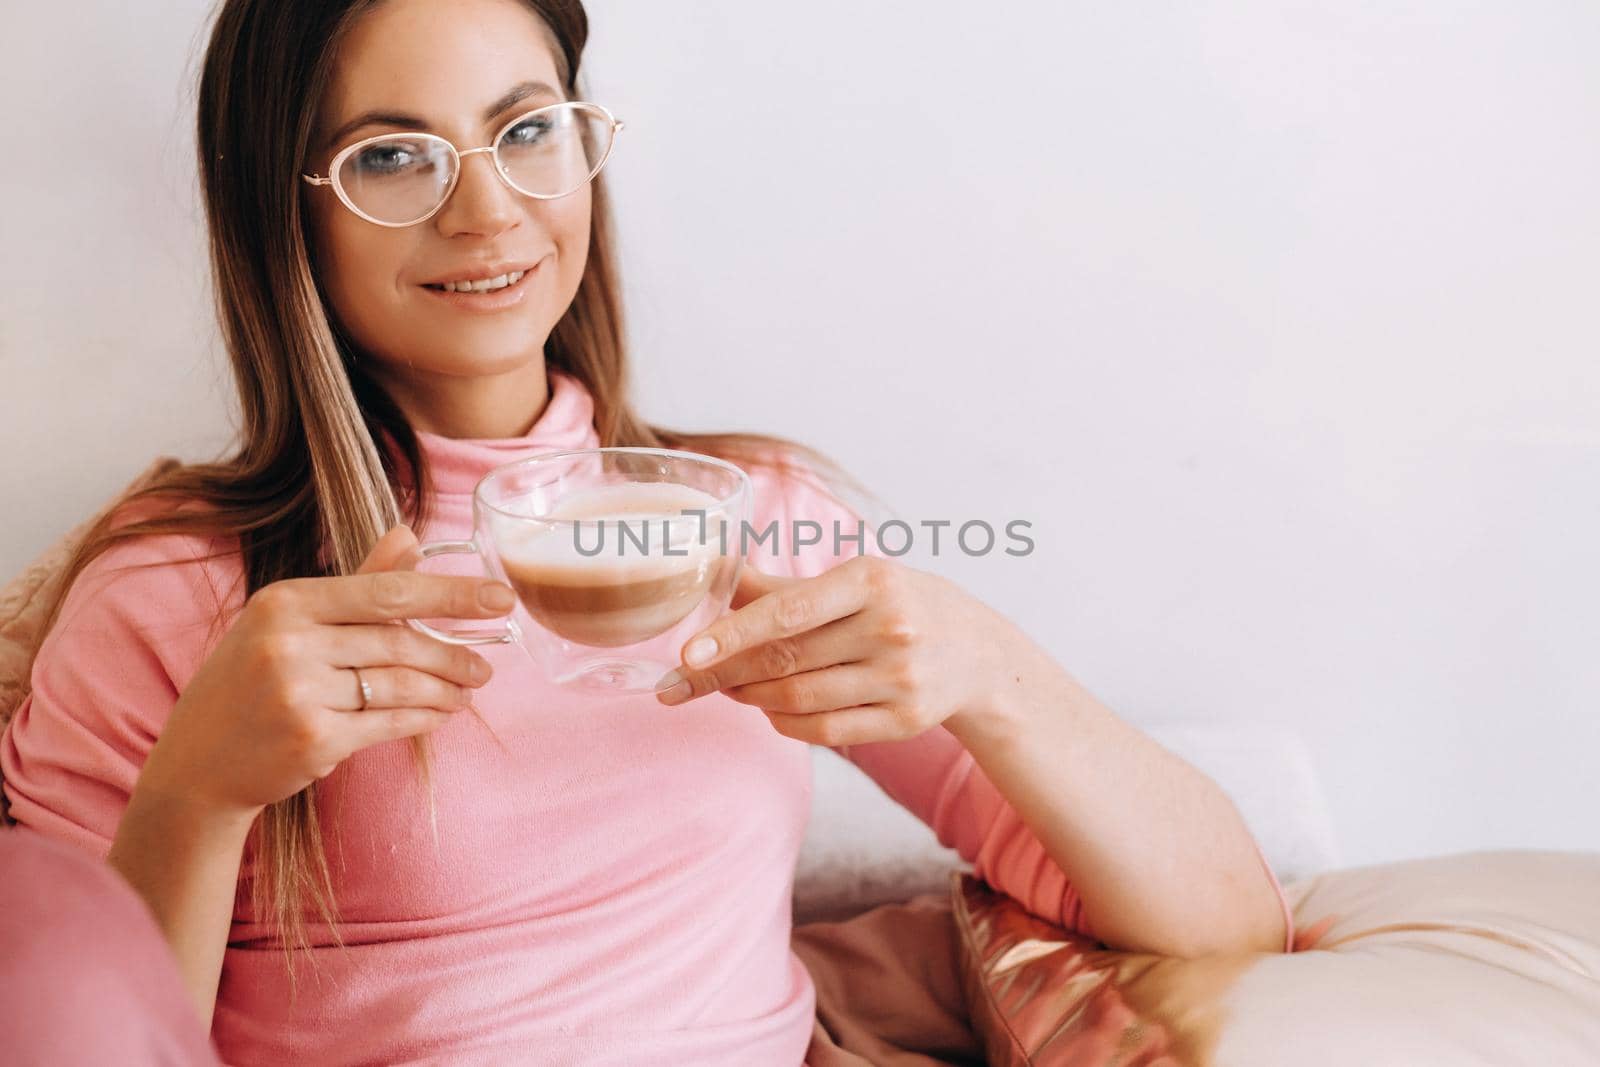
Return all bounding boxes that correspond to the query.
[107,778,256,1030]
[945,633,1287,958]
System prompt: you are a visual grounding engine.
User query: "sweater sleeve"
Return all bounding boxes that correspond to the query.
[763,464,1296,950]
[0,533,232,858]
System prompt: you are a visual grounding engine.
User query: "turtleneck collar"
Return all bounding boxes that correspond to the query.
[414,370,601,497]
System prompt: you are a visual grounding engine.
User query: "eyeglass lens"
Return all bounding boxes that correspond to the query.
[335,102,613,225]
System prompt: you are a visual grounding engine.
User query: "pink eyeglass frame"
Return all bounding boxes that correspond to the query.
[301,100,625,228]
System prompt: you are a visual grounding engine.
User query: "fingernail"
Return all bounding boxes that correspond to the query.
[684,636,717,668]
[654,669,684,692]
[470,657,492,684]
[657,680,691,705]
[479,583,516,611]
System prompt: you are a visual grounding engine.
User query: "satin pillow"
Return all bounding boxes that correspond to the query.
[951,872,1226,1065]
[951,850,1600,1066]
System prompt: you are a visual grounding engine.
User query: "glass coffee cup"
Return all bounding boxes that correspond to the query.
[411,447,751,693]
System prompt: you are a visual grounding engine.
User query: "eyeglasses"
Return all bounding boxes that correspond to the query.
[301,100,624,228]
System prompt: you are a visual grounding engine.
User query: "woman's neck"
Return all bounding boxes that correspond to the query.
[374,358,551,440]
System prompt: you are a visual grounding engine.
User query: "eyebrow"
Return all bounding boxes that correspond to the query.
[323,80,562,149]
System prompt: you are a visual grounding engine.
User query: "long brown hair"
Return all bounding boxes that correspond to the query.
[39,0,860,977]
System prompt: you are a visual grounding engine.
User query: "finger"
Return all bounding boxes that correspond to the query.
[357,526,423,575]
[730,562,795,610]
[680,563,870,671]
[326,665,474,713]
[346,707,457,748]
[290,570,516,625]
[654,615,867,705]
[723,664,888,716]
[760,704,893,747]
[325,624,493,688]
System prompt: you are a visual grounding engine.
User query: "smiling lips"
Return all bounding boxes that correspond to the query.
[417,260,541,311]
[425,269,527,293]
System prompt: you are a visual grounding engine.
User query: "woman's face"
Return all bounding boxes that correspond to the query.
[306,0,589,403]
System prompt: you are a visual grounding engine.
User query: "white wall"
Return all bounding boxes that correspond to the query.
[1,3,234,550]
[3,1,1596,868]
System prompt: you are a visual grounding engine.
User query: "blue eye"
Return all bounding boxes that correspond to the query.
[352,142,430,176]
[502,116,555,148]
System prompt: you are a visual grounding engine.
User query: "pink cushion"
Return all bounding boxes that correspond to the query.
[0,827,219,1065]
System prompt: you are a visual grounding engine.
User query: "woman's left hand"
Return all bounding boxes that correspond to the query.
[653,555,1013,746]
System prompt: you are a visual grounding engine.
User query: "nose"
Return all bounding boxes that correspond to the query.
[433,147,520,238]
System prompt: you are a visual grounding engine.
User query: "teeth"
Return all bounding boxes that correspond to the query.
[437,269,524,293]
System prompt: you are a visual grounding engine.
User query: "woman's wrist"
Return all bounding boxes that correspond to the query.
[124,743,262,847]
[944,625,1061,755]
[132,721,265,832]
[112,775,259,868]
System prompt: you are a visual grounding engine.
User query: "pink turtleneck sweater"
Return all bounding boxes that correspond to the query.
[2,371,1291,1065]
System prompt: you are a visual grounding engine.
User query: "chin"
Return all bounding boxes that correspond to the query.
[418,344,546,380]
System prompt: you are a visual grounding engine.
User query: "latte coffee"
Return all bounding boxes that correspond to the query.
[496,482,728,647]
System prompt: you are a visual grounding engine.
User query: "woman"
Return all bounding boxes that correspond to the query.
[0,0,1293,1062]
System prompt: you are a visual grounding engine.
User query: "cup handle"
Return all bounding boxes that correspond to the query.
[409,540,519,646]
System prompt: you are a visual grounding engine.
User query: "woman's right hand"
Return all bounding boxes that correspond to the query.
[135,525,513,819]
